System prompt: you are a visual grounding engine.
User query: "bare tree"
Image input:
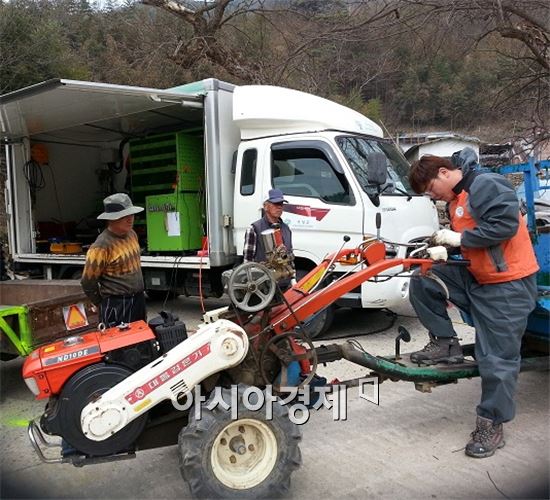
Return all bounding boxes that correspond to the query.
[138,0,407,85]
[401,0,550,152]
[139,0,269,82]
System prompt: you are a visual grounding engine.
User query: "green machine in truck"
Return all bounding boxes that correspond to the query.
[129,131,205,252]
[145,193,203,251]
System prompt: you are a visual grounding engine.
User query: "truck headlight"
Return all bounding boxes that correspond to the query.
[24,377,40,396]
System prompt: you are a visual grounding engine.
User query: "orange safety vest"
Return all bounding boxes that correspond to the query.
[450,191,539,284]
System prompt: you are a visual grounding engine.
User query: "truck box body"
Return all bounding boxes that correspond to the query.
[0,78,438,309]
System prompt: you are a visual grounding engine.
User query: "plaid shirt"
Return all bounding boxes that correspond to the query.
[242,221,295,271]
[243,226,257,262]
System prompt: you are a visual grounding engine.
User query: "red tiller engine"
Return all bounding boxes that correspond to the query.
[23,317,188,457]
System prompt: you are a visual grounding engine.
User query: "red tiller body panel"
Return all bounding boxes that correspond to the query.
[22,321,156,399]
[95,321,155,353]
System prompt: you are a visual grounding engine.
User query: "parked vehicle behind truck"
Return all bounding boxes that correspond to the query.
[0,78,438,334]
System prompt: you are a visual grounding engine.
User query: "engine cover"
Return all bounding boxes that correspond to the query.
[80,320,248,441]
[22,321,156,400]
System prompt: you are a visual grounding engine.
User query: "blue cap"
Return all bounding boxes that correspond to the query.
[265,188,287,204]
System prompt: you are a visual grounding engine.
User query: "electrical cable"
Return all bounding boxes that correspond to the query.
[163,254,183,309]
[45,163,68,238]
[23,160,45,200]
[348,338,367,354]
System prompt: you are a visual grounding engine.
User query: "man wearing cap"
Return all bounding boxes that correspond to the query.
[243,188,294,287]
[81,193,146,327]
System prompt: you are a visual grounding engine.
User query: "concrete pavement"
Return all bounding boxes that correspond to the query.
[1,297,548,499]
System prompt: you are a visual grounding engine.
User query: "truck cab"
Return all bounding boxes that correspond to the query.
[232,85,438,309]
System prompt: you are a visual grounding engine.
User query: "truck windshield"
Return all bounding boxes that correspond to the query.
[336,136,414,199]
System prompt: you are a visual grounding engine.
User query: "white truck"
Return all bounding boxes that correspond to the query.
[0,78,438,333]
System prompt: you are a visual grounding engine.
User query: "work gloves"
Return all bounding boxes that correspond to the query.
[426,229,461,261]
[426,246,448,261]
[431,229,461,247]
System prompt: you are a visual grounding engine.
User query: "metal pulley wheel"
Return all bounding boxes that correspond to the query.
[228,262,277,312]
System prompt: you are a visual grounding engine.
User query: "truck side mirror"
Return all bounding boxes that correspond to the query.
[366,152,388,186]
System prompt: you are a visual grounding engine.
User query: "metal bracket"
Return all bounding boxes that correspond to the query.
[28,420,64,464]
[28,419,137,467]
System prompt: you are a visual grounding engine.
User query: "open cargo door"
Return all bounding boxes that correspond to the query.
[0,79,204,143]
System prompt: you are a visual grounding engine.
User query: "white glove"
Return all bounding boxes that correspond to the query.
[290,278,297,286]
[426,246,448,261]
[432,229,461,247]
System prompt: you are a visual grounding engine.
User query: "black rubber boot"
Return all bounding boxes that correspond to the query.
[465,416,505,458]
[410,333,464,365]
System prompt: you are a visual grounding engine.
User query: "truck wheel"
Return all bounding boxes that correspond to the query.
[0,352,18,361]
[301,304,335,339]
[295,268,335,338]
[178,384,302,498]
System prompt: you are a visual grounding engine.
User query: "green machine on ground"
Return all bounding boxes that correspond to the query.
[129,131,205,252]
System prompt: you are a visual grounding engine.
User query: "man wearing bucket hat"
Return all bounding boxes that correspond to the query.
[81,193,146,327]
[243,188,295,289]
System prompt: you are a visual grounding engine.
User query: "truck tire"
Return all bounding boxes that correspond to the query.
[178,384,302,498]
[295,268,335,338]
[0,352,18,361]
[301,304,335,339]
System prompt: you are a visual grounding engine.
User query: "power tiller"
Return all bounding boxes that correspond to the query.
[21,232,548,498]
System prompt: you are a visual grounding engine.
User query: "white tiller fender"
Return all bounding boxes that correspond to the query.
[80,319,249,441]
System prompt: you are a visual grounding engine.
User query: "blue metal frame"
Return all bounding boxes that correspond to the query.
[494,158,550,340]
[460,158,550,340]
[494,158,550,233]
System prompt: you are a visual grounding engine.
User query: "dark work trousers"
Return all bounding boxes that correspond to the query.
[99,292,147,328]
[409,265,537,424]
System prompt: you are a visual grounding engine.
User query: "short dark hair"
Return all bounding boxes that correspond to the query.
[409,155,457,194]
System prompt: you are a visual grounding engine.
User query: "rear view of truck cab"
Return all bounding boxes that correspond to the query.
[231,85,439,312]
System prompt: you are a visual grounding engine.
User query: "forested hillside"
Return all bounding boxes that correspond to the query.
[1,0,549,150]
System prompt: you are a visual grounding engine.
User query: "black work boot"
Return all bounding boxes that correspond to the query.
[465,416,505,458]
[410,333,463,365]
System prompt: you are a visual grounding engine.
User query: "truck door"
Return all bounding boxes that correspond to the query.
[269,140,364,264]
[233,138,365,264]
[233,143,264,254]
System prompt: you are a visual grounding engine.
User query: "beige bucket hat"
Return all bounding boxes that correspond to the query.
[97,193,144,220]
